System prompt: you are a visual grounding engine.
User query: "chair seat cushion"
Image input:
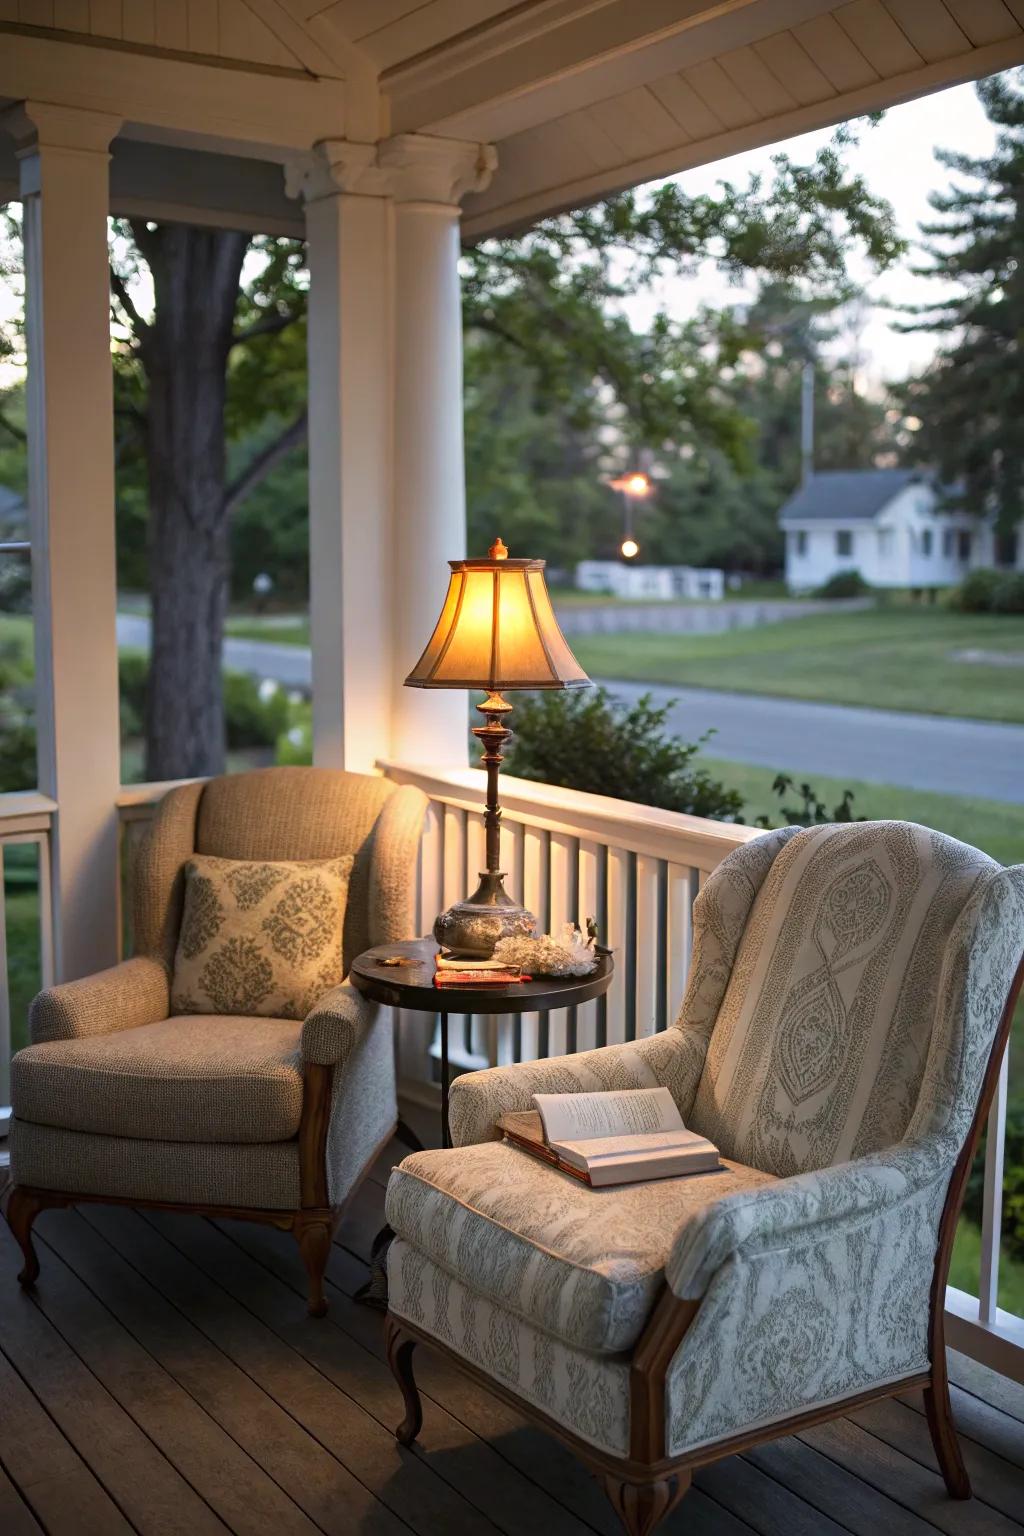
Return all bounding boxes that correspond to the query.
[385,1142,776,1354]
[11,1015,304,1144]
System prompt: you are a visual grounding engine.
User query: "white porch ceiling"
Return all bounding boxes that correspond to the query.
[1,0,1023,236]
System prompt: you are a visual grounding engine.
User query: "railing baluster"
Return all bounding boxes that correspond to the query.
[605,845,630,1045]
[546,831,576,1056]
[519,824,548,1061]
[665,862,697,1023]
[980,1041,1009,1324]
[576,838,600,1052]
[635,854,660,1038]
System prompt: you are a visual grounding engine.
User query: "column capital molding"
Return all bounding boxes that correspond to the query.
[285,132,496,207]
[2,100,122,158]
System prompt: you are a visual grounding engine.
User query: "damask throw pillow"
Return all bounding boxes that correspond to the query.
[171,854,354,1021]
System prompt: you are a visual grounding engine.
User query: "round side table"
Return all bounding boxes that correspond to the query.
[351,936,614,1147]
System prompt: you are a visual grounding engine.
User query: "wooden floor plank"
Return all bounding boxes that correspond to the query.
[122,1204,515,1536]
[0,1216,226,1536]
[948,1355,1024,1431]
[800,1415,1023,1535]
[232,1212,757,1536]
[0,1461,46,1536]
[0,1347,136,1536]
[694,1453,853,1536]
[238,1214,625,1536]
[848,1398,1024,1526]
[47,1207,405,1536]
[334,1177,387,1265]
[900,1386,1024,1473]
[742,1435,941,1536]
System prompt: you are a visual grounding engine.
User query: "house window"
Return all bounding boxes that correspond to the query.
[836,530,853,558]
[942,529,953,558]
[878,529,893,559]
[921,529,933,557]
[794,530,807,557]
[958,530,972,562]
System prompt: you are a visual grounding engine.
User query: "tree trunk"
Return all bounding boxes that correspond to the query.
[135,223,249,781]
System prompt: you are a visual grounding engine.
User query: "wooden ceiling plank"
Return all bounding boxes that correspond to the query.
[54,0,89,30]
[362,0,516,71]
[187,0,219,55]
[880,0,969,61]
[577,97,645,162]
[154,0,187,51]
[558,104,631,169]
[121,0,156,45]
[717,41,799,115]
[942,0,1019,46]
[647,71,721,139]
[682,55,759,131]
[243,0,344,75]
[834,0,923,75]
[19,0,55,24]
[325,0,417,42]
[584,84,681,159]
[754,30,836,105]
[792,12,880,90]
[89,0,123,36]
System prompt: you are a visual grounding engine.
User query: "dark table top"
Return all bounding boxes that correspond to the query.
[350,936,613,1015]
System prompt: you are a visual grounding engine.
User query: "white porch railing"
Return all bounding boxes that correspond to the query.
[0,770,1019,1383]
[0,790,56,1137]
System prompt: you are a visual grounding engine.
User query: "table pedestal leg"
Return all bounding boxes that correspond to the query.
[441,1015,451,1149]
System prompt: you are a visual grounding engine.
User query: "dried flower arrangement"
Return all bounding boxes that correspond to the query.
[492,921,598,978]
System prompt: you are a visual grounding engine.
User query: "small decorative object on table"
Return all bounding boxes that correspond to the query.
[493,920,599,977]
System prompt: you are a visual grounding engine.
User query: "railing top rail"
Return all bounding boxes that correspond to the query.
[380,759,762,869]
[0,790,58,835]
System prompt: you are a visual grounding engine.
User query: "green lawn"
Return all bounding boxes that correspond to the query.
[572,606,1024,723]
[949,1216,1024,1318]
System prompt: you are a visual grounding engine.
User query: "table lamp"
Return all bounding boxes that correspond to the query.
[405,537,592,955]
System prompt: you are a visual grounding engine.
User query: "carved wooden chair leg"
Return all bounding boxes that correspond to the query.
[924,1369,971,1499]
[294,1213,335,1318]
[601,1471,691,1536]
[5,1187,45,1289]
[384,1318,423,1447]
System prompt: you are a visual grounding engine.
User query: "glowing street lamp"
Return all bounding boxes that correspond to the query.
[608,470,652,560]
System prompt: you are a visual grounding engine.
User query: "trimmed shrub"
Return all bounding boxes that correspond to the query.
[992,572,1024,614]
[815,568,871,599]
[956,567,1003,612]
[507,687,746,821]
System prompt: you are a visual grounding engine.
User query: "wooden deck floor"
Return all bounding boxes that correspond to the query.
[1,1140,1023,1536]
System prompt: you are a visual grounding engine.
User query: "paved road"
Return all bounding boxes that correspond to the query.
[599,679,1024,805]
[115,614,1024,804]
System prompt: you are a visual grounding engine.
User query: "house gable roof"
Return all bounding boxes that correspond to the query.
[778,470,938,526]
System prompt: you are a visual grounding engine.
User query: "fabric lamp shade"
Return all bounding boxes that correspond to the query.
[405,545,590,692]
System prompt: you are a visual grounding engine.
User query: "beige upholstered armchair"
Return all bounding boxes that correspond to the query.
[5,766,427,1316]
[383,821,1024,1536]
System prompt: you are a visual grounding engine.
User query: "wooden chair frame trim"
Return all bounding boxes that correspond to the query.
[5,1061,395,1317]
[384,950,1024,1536]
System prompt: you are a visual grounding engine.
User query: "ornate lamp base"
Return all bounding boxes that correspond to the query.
[433,871,537,958]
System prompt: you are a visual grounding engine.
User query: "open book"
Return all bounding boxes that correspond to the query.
[497,1086,720,1188]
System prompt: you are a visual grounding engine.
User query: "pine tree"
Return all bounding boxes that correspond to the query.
[900,70,1024,537]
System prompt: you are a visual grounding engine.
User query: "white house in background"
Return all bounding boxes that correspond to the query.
[576,560,725,600]
[778,469,1022,593]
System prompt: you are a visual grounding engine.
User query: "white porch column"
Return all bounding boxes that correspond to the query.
[290,145,395,773]
[6,102,122,981]
[385,135,496,766]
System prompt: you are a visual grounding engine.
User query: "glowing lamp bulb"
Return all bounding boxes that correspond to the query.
[620,537,640,560]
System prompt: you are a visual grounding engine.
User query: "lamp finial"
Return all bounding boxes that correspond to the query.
[489,536,508,560]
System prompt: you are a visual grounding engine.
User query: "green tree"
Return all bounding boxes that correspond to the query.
[898,70,1024,534]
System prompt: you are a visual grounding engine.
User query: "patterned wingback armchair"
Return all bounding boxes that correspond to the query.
[6,766,427,1316]
[382,821,1024,1536]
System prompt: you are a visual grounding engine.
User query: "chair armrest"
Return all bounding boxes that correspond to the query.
[448,1028,706,1147]
[301,982,378,1068]
[29,956,170,1044]
[666,1139,944,1301]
